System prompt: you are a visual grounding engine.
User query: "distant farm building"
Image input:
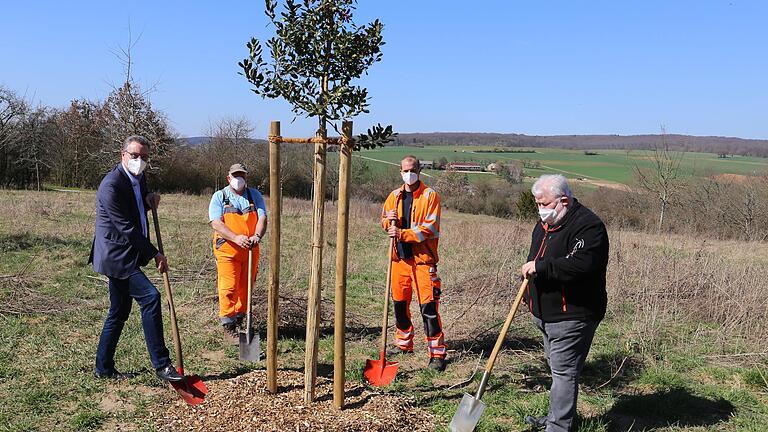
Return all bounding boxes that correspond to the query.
[486,162,501,172]
[420,160,434,169]
[446,162,483,172]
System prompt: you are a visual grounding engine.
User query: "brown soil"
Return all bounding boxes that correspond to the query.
[150,370,434,431]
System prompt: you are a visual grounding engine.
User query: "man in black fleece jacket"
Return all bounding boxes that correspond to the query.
[520,174,609,432]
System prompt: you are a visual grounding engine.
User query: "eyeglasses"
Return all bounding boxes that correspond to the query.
[124,151,150,162]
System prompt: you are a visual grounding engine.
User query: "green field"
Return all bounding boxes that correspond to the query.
[356,146,768,186]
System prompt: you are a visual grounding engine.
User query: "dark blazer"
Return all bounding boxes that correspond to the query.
[89,165,158,279]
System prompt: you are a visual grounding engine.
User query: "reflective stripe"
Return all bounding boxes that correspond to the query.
[425,213,439,222]
[414,230,425,241]
[395,340,413,349]
[424,188,432,200]
[423,223,437,233]
[396,329,413,338]
[429,346,447,355]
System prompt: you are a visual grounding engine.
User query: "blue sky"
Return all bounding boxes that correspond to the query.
[1,1,766,139]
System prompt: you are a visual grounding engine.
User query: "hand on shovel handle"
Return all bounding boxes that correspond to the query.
[155,253,168,273]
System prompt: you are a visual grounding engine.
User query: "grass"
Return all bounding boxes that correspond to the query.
[1,189,767,431]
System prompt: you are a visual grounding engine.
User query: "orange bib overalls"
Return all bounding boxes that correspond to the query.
[213,188,260,320]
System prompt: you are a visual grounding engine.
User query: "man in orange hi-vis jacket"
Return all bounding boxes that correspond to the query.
[381,155,446,372]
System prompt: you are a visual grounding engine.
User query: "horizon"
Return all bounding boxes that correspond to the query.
[2,1,767,140]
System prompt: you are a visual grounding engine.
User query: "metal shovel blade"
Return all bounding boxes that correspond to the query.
[170,371,208,405]
[239,329,261,362]
[363,353,399,386]
[449,393,487,432]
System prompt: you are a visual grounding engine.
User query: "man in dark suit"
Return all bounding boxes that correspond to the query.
[89,135,182,382]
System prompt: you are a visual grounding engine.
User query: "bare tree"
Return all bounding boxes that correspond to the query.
[51,99,107,187]
[634,127,684,233]
[96,27,175,175]
[202,116,258,190]
[0,86,29,186]
[16,107,56,191]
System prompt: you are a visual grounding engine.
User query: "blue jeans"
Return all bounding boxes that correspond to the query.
[95,271,171,373]
[532,317,599,432]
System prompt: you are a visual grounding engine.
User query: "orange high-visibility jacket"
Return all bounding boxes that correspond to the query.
[381,181,441,265]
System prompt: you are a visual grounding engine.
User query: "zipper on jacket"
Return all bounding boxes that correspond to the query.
[530,235,547,313]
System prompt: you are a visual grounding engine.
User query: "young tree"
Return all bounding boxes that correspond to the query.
[633,128,684,233]
[239,0,394,146]
[239,0,394,405]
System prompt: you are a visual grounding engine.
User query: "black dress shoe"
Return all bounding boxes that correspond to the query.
[155,365,184,382]
[93,369,135,380]
[525,415,548,429]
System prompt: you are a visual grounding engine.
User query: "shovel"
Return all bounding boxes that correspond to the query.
[363,224,399,386]
[151,207,208,405]
[239,248,261,362]
[449,277,530,432]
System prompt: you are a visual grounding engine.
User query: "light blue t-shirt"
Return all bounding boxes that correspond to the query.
[208,187,267,222]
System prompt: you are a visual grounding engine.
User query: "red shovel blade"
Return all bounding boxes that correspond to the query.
[363,351,399,386]
[170,368,208,405]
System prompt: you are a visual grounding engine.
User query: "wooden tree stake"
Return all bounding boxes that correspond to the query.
[267,121,281,394]
[333,121,353,409]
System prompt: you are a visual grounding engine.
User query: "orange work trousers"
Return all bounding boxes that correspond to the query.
[215,245,259,322]
[390,258,447,358]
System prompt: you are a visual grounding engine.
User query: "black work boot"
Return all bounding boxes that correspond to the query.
[427,357,447,372]
[222,322,239,345]
[386,346,414,357]
[525,415,548,429]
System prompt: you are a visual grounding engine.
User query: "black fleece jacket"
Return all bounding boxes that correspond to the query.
[524,198,609,322]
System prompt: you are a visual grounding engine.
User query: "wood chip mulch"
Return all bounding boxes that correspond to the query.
[150,370,434,432]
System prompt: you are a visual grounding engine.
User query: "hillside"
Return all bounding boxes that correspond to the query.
[179,132,768,158]
[394,132,768,157]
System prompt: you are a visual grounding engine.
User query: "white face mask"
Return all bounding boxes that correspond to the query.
[401,172,418,185]
[229,176,246,192]
[538,207,558,224]
[126,158,147,176]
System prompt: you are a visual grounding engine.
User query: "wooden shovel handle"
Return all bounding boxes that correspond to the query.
[150,207,184,373]
[484,278,529,373]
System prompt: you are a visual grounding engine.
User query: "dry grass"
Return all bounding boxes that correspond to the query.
[1,189,767,431]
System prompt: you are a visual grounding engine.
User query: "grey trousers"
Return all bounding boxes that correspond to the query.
[532,316,599,432]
